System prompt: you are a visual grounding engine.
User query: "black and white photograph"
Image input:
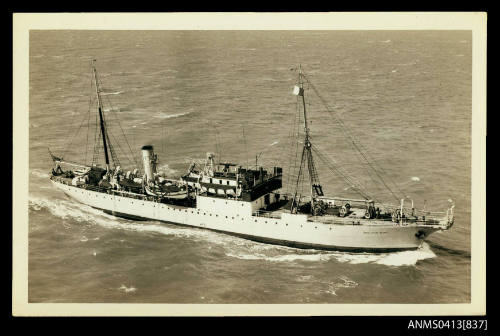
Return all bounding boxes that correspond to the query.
[13,12,486,316]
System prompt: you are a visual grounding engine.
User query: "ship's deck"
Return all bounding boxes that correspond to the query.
[51,174,447,228]
[254,202,445,227]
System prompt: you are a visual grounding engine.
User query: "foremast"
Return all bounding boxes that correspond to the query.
[91,59,111,174]
[290,65,324,215]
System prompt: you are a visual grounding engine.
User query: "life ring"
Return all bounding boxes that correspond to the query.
[364,210,371,219]
[339,204,350,217]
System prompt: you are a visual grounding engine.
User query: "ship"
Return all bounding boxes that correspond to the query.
[48,60,455,252]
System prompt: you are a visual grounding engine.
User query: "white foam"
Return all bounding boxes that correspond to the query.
[411,176,420,182]
[325,276,359,296]
[334,253,382,264]
[335,243,436,266]
[29,195,239,244]
[297,275,313,282]
[375,243,436,266]
[269,141,279,146]
[153,112,190,119]
[226,252,334,262]
[29,195,121,227]
[225,242,436,267]
[31,169,50,179]
[101,91,124,96]
[102,108,123,112]
[119,285,137,293]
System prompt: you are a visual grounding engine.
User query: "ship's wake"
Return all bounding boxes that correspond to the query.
[30,169,50,179]
[224,242,436,267]
[30,195,436,267]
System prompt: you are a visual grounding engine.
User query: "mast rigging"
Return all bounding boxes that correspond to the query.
[92,59,111,172]
[290,65,324,215]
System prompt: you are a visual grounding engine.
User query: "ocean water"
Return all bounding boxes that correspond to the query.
[28,31,471,303]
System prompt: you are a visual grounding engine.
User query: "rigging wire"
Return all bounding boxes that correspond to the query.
[301,72,403,202]
[284,94,301,194]
[287,95,303,194]
[310,143,372,200]
[303,71,401,198]
[96,68,139,168]
[92,129,102,166]
[61,90,93,160]
[212,122,221,163]
[84,65,94,165]
[242,126,248,169]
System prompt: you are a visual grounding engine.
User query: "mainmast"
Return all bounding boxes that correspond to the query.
[91,59,111,173]
[290,65,324,215]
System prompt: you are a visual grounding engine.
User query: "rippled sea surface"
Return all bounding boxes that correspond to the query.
[29,31,471,303]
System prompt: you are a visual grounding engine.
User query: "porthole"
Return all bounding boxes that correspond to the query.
[286,224,288,226]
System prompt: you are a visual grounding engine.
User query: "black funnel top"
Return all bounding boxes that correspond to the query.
[141,145,153,150]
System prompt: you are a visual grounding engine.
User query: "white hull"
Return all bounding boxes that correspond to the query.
[52,180,444,252]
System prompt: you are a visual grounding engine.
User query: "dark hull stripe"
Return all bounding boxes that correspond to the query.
[101,209,150,221]
[95,208,419,253]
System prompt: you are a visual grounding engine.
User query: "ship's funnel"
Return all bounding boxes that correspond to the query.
[142,145,155,183]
